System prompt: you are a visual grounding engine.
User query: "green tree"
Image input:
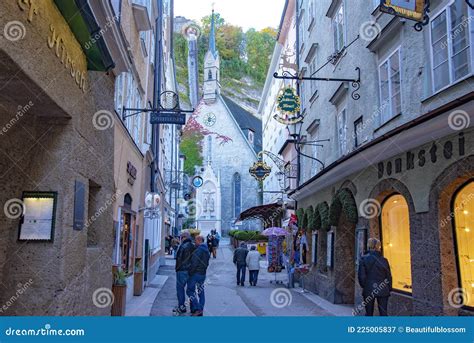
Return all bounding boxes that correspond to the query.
[201,13,225,32]
[245,27,277,83]
[180,132,204,176]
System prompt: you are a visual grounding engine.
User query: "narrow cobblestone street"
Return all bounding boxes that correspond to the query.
[150,240,352,316]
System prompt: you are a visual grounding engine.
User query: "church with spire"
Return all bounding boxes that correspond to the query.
[193,9,262,236]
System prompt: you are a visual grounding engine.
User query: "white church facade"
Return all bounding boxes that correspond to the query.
[194,10,262,236]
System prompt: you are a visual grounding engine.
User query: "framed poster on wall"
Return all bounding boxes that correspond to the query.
[355,227,368,265]
[326,230,334,268]
[18,192,57,242]
[311,232,318,265]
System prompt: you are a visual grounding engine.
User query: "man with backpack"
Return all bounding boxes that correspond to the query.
[187,235,211,316]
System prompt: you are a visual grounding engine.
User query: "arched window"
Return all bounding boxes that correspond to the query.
[381,194,412,293]
[208,70,212,80]
[232,173,241,218]
[124,193,133,208]
[453,181,474,308]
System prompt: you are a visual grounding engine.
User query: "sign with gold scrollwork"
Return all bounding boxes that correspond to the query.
[274,86,303,125]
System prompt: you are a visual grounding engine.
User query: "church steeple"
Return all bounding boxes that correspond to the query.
[209,10,217,58]
[203,8,220,104]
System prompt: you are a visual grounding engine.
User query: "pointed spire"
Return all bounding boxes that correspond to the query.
[209,8,217,58]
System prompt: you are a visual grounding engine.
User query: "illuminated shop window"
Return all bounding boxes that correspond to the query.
[453,181,474,308]
[381,194,412,293]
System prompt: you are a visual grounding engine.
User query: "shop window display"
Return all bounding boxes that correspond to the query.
[381,194,412,293]
[453,181,474,308]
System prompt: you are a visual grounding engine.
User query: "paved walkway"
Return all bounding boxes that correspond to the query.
[150,241,352,316]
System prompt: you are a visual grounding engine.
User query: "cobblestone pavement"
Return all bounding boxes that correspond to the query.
[150,240,348,316]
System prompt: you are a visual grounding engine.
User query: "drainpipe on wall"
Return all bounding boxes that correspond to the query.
[151,0,164,193]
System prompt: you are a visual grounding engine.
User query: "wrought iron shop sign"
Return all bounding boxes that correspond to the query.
[379,0,425,22]
[249,160,272,182]
[274,87,302,125]
[150,112,186,125]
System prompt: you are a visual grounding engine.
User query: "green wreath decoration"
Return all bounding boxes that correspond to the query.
[305,205,314,232]
[329,188,358,227]
[296,208,305,230]
[313,202,330,231]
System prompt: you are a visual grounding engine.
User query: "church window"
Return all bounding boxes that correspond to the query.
[248,130,254,144]
[233,173,242,218]
[208,70,212,80]
[207,135,212,163]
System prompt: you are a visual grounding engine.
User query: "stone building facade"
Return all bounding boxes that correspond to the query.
[0,0,115,315]
[264,0,474,315]
[104,0,179,306]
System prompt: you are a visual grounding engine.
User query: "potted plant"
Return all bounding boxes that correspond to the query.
[111,267,127,316]
[133,260,144,296]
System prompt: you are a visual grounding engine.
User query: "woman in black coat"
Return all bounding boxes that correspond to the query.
[358,238,392,316]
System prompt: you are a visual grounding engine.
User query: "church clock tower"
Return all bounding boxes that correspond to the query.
[203,9,220,104]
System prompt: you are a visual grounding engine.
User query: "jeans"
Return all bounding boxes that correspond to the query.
[187,273,206,312]
[176,271,189,310]
[249,270,259,285]
[236,264,246,285]
[364,296,389,316]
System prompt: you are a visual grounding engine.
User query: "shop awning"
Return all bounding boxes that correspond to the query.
[235,203,283,223]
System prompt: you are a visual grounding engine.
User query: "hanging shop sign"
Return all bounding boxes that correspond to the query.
[150,112,186,125]
[274,86,303,125]
[145,192,161,209]
[377,133,465,179]
[192,176,204,188]
[18,192,57,242]
[249,160,272,182]
[379,0,425,22]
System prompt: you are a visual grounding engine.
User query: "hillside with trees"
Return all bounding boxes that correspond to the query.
[174,13,277,112]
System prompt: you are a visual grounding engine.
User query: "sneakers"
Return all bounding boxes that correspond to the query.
[172,306,187,316]
[191,310,203,316]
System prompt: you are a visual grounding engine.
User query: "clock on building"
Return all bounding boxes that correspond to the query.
[203,113,217,127]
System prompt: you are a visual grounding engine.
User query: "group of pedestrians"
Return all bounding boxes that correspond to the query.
[233,243,261,286]
[173,232,210,316]
[206,230,220,259]
[164,235,179,256]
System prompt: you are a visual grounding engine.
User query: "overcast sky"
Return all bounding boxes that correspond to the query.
[174,0,286,31]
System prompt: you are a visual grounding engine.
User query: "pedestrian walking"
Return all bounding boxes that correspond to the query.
[187,236,210,316]
[211,234,218,259]
[246,246,260,286]
[358,238,392,316]
[173,231,195,315]
[165,235,171,255]
[233,242,248,286]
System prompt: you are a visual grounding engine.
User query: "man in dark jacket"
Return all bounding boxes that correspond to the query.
[233,243,248,286]
[187,236,210,316]
[358,238,392,316]
[173,232,195,315]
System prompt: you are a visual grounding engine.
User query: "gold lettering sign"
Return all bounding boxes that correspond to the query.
[17,0,87,92]
[380,0,425,22]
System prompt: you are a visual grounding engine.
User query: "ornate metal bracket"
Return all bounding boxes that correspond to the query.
[414,0,430,32]
[273,67,361,101]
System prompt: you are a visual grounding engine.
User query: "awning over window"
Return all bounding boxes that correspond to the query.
[235,203,283,224]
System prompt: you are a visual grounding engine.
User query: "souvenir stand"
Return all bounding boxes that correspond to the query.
[262,227,289,284]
